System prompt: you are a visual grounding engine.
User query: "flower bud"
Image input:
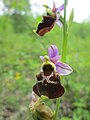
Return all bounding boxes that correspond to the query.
[31,99,53,120]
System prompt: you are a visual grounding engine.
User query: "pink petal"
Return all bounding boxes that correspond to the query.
[48,45,59,59]
[55,12,62,27]
[50,55,61,64]
[56,20,62,27]
[31,91,37,102]
[40,56,45,62]
[56,11,60,21]
[55,62,73,75]
[56,4,64,12]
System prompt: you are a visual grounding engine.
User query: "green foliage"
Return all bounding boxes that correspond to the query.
[3,0,31,14]
[10,14,34,33]
[0,14,90,119]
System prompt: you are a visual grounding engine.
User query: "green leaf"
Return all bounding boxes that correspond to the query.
[67,8,74,31]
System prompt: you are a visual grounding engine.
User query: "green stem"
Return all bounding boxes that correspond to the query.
[53,98,60,120]
[62,0,67,62]
[54,0,68,120]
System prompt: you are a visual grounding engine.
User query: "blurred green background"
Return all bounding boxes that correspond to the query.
[0,0,90,120]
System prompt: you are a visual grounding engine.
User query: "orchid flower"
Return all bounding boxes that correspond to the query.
[40,45,73,76]
[36,2,64,36]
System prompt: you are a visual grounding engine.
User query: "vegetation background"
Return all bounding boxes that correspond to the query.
[0,0,90,120]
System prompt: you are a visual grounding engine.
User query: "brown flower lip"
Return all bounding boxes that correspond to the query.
[36,16,56,36]
[33,72,65,99]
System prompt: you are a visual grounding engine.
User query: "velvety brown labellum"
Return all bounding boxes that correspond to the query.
[33,72,64,99]
[36,16,56,36]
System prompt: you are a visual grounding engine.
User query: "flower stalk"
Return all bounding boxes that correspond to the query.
[53,98,60,120]
[54,0,68,120]
[62,0,67,62]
